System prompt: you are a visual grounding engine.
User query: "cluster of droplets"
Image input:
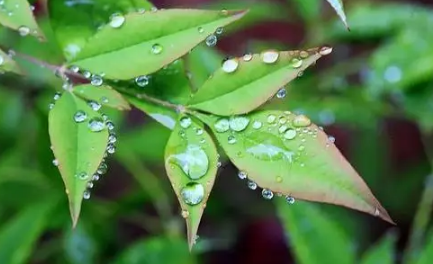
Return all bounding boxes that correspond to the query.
[203,25,224,47]
[68,65,106,87]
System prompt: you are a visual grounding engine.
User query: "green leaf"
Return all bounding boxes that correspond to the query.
[69,9,247,80]
[198,110,393,223]
[186,44,223,89]
[361,232,396,264]
[414,233,433,264]
[63,224,97,264]
[188,47,327,115]
[49,92,109,226]
[0,200,55,264]
[291,0,321,23]
[48,0,153,60]
[111,236,196,264]
[278,200,355,264]
[73,84,131,111]
[0,48,22,74]
[0,0,44,38]
[164,115,219,250]
[325,0,349,29]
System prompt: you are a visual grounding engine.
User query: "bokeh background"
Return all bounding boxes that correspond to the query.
[1,0,433,263]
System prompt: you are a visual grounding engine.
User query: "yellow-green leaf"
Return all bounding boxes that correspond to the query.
[0,0,44,38]
[69,9,247,80]
[188,47,328,115]
[73,84,131,111]
[361,232,396,264]
[49,92,109,226]
[164,115,218,250]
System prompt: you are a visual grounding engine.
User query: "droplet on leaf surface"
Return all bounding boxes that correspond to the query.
[181,182,205,205]
[170,145,209,180]
[74,111,87,123]
[261,50,279,64]
[222,59,239,73]
[214,118,230,133]
[88,117,106,132]
[229,116,250,132]
[109,13,125,28]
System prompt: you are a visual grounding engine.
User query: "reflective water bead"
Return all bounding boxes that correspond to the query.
[278,125,288,134]
[18,26,30,36]
[74,111,87,123]
[252,121,262,129]
[106,121,115,130]
[76,172,89,180]
[261,50,279,64]
[179,116,192,128]
[108,134,117,143]
[88,101,101,111]
[109,13,125,28]
[238,171,247,180]
[228,135,237,144]
[49,103,55,110]
[151,44,163,54]
[205,34,217,47]
[53,92,61,101]
[242,53,253,62]
[88,117,105,132]
[299,50,309,58]
[83,71,91,78]
[181,182,205,205]
[52,159,59,166]
[267,115,276,123]
[135,75,149,87]
[171,145,209,180]
[247,180,257,190]
[217,161,222,168]
[229,116,250,131]
[276,88,286,99]
[222,58,239,73]
[0,55,4,66]
[214,118,230,133]
[290,58,303,68]
[197,27,204,33]
[195,128,204,135]
[292,115,311,127]
[284,129,297,140]
[87,182,94,189]
[261,189,274,200]
[216,27,223,35]
[279,116,287,124]
[69,65,79,73]
[286,196,295,204]
[328,136,336,143]
[100,96,109,104]
[83,190,91,200]
[92,174,100,181]
[91,75,103,86]
[97,163,108,174]
[319,45,333,56]
[107,144,116,154]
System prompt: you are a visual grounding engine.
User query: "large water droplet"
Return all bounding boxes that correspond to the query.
[206,34,217,47]
[181,182,205,205]
[283,129,296,140]
[229,116,250,131]
[151,44,163,54]
[262,189,274,200]
[222,58,239,73]
[109,13,125,28]
[246,138,294,162]
[135,75,149,87]
[18,26,30,36]
[247,180,257,190]
[170,145,209,180]
[238,171,247,180]
[292,115,311,127]
[319,45,333,56]
[214,118,230,133]
[74,111,87,123]
[88,117,105,132]
[261,50,279,64]
[276,88,286,99]
[179,116,192,129]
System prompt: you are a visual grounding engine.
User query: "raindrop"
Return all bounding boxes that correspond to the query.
[100,96,109,104]
[286,196,295,204]
[262,189,274,200]
[238,171,247,180]
[247,180,257,190]
[290,58,303,68]
[284,129,297,140]
[87,182,94,189]
[49,103,55,110]
[328,136,336,143]
[197,27,204,33]
[267,114,276,124]
[299,50,309,58]
[229,116,250,131]
[82,71,91,78]
[151,44,163,54]
[52,159,59,166]
[292,115,311,127]
[216,27,223,35]
[217,161,222,168]
[91,75,103,86]
[88,101,101,111]
[74,111,87,123]
[53,92,61,101]
[181,182,205,205]
[97,163,107,174]
[69,65,79,73]
[170,145,209,180]
[92,174,100,181]
[106,121,115,130]
[107,144,116,154]
[214,118,230,133]
[228,135,237,144]
[276,88,286,99]
[88,117,106,132]
[278,125,288,134]
[179,116,192,129]
[205,34,217,47]
[243,53,253,62]
[109,13,125,28]
[222,58,239,73]
[319,45,333,56]
[279,116,287,124]
[83,190,91,199]
[195,128,204,135]
[135,75,149,87]
[18,26,30,36]
[76,172,89,180]
[108,134,117,143]
[261,50,279,64]
[252,121,263,129]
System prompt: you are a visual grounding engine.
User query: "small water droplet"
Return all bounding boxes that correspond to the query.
[276,88,286,99]
[238,171,247,180]
[299,50,309,58]
[374,207,380,216]
[220,9,228,16]
[319,45,333,56]
[18,26,30,36]
[106,121,115,130]
[262,189,274,200]
[92,174,100,181]
[206,34,217,47]
[108,134,117,143]
[290,58,303,68]
[181,182,205,205]
[69,65,79,73]
[109,13,125,28]
[261,50,279,64]
[53,92,61,101]
[151,44,163,54]
[91,75,103,86]
[198,27,204,33]
[97,163,108,174]
[88,117,105,132]
[222,58,239,73]
[74,111,87,123]
[135,75,149,87]
[243,53,253,62]
[292,115,311,127]
[276,176,283,183]
[328,136,335,143]
[83,71,91,78]
[88,100,101,111]
[228,135,237,144]
[87,182,94,188]
[252,121,262,129]
[284,129,297,140]
[52,159,59,166]
[267,115,276,124]
[229,116,250,131]
[214,118,230,133]
[76,172,89,180]
[83,190,91,199]
[106,143,116,154]
[49,103,55,110]
[195,128,204,135]
[286,196,295,204]
[179,116,192,129]
[215,27,223,35]
[247,180,257,190]
[181,210,189,218]
[100,96,109,104]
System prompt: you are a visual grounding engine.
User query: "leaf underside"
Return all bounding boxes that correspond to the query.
[0,0,44,38]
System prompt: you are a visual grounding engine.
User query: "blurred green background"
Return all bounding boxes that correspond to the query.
[1,0,433,263]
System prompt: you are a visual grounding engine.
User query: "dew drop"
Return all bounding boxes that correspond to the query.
[69,65,79,73]
[97,163,108,174]
[135,75,149,87]
[53,92,61,101]
[276,88,287,99]
[292,115,311,127]
[278,125,288,134]
[88,100,101,111]
[87,182,94,189]
[18,26,30,36]
[74,111,87,123]
[109,13,125,28]
[247,180,257,190]
[284,129,297,140]
[197,27,204,33]
[262,189,274,200]
[179,116,192,129]
[319,45,333,56]
[170,145,209,180]
[106,121,115,130]
[92,174,100,181]
[108,134,117,143]
[83,71,91,78]
[215,27,224,35]
[238,171,247,180]
[91,75,103,86]
[181,210,190,218]
[181,182,205,205]
[252,121,262,129]
[76,172,89,180]
[228,135,237,144]
[88,117,105,132]
[222,58,239,73]
[267,115,276,124]
[286,196,295,204]
[151,44,163,54]
[243,53,253,62]
[261,50,279,64]
[49,103,55,110]
[328,136,336,143]
[83,190,91,199]
[290,58,303,68]
[106,144,116,154]
[52,159,59,166]
[214,118,230,133]
[229,116,250,131]
[299,50,309,58]
[206,34,217,47]
[195,128,204,135]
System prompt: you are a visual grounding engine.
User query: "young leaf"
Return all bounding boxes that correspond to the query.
[0,48,22,74]
[69,9,247,80]
[48,0,153,60]
[188,47,329,115]
[197,110,393,223]
[0,0,44,39]
[49,92,109,226]
[73,84,131,111]
[0,199,55,264]
[278,200,355,264]
[325,0,349,29]
[164,115,219,250]
[361,232,396,264]
[186,44,224,89]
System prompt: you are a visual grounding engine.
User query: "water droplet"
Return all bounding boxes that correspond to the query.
[222,58,239,73]
[252,121,262,129]
[278,125,288,134]
[52,159,59,166]
[299,50,309,58]
[238,171,247,180]
[220,9,228,16]
[198,27,204,33]
[49,103,55,110]
[107,143,116,154]
[82,71,91,78]
[0,55,4,66]
[214,118,230,133]
[69,65,79,73]
[74,111,87,123]
[97,163,107,174]
[267,115,276,124]
[109,13,125,28]
[108,134,117,143]
[279,116,287,124]
[179,116,192,129]
[247,180,257,190]
[298,145,305,151]
[135,75,149,87]
[290,58,303,68]
[292,115,311,127]
[206,34,217,47]
[286,196,295,204]
[53,92,61,101]
[88,101,101,111]
[76,172,89,180]
[91,75,103,86]
[106,121,115,130]
[328,136,335,143]
[181,210,189,218]
[151,44,163,54]
[92,174,100,181]
[319,45,333,56]
[262,189,274,200]
[195,128,204,135]
[100,96,109,104]
[170,145,209,180]
[181,182,205,205]
[284,129,297,140]
[243,53,253,62]
[88,117,105,132]
[87,182,94,188]
[18,26,30,36]
[83,190,91,199]
[374,207,380,216]
[276,88,287,99]
[215,27,223,35]
[261,50,279,64]
[276,176,283,183]
[228,135,237,144]
[229,116,250,131]
[217,161,222,168]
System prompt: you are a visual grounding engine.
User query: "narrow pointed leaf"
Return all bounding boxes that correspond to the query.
[73,84,130,111]
[164,116,218,250]
[325,0,349,29]
[198,110,393,223]
[0,0,44,38]
[0,199,56,264]
[188,48,327,115]
[69,9,247,80]
[361,232,396,264]
[49,92,109,226]
[48,0,153,60]
[0,48,22,74]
